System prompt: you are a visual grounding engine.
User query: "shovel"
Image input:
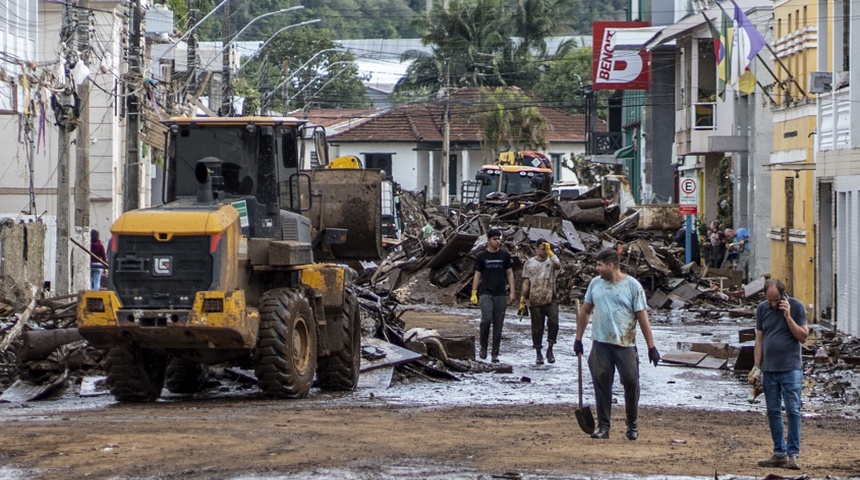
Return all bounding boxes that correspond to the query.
[575,352,595,434]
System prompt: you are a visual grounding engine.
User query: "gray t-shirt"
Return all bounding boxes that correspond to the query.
[755,296,807,372]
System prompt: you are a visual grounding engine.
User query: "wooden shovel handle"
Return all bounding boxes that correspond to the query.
[578,352,583,408]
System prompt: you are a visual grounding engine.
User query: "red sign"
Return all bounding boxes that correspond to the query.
[679,205,698,215]
[592,21,652,90]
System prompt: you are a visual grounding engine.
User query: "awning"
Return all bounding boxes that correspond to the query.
[614,144,635,160]
[610,0,772,51]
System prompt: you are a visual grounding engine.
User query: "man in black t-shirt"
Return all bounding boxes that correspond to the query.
[471,228,516,363]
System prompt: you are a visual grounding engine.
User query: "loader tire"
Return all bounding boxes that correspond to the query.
[254,288,317,399]
[104,346,167,402]
[165,357,208,394]
[316,287,361,391]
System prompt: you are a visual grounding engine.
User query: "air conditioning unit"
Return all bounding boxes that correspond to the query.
[809,72,832,94]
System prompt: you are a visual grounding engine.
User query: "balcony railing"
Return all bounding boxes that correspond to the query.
[819,87,851,151]
[587,132,623,156]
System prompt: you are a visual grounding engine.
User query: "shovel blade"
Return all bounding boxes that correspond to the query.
[575,406,595,434]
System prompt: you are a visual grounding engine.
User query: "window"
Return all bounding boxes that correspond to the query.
[363,153,393,177]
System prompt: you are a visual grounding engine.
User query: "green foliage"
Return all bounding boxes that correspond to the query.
[716,156,733,228]
[532,46,592,111]
[232,78,260,115]
[395,0,575,95]
[474,88,550,161]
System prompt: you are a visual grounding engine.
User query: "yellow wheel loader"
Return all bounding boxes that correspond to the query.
[77,116,383,402]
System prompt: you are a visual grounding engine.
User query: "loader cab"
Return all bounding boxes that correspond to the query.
[476,165,552,200]
[163,117,313,239]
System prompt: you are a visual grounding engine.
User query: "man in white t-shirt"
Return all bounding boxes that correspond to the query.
[520,241,561,365]
[574,249,660,441]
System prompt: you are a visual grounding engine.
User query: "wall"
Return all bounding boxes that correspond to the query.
[0,219,46,304]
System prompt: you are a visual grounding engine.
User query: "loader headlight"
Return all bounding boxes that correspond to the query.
[87,297,105,313]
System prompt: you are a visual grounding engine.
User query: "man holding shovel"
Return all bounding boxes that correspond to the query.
[520,240,561,365]
[574,249,660,440]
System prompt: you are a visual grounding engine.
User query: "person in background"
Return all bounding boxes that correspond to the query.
[471,228,516,363]
[574,249,660,441]
[672,221,700,265]
[520,240,562,365]
[90,229,108,290]
[753,279,808,471]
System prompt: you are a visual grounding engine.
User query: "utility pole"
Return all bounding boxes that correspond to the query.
[259,55,270,115]
[74,0,91,291]
[55,0,77,295]
[187,0,197,95]
[440,62,450,207]
[123,0,142,212]
[221,2,233,116]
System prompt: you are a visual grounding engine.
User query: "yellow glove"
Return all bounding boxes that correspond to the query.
[470,290,478,305]
[519,296,526,311]
[544,242,555,258]
[748,365,762,385]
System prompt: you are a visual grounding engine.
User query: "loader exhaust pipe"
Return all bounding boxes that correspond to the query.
[195,157,224,203]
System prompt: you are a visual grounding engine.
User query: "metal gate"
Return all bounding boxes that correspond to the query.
[834,176,860,337]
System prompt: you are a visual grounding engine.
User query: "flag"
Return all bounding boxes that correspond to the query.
[703,13,729,100]
[731,1,766,89]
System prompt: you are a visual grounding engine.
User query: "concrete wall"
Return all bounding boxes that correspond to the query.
[0,220,46,305]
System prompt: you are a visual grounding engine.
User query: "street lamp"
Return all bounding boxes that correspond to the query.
[199,6,306,73]
[236,19,322,74]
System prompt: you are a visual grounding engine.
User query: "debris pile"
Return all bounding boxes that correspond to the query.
[365,189,750,313]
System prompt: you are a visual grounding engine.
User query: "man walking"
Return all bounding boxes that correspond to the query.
[574,249,660,440]
[471,228,516,363]
[520,241,561,365]
[754,279,808,470]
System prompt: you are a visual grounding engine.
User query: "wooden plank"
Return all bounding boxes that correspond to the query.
[356,366,394,389]
[648,289,670,309]
[669,283,701,302]
[690,342,729,359]
[696,356,728,369]
[660,350,707,366]
[744,276,767,297]
[360,337,423,372]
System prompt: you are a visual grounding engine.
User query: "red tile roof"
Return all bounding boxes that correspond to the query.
[329,87,605,144]
[288,107,384,130]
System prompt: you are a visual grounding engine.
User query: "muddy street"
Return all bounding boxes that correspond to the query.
[2,306,860,479]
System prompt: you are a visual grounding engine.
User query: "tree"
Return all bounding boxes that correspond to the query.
[475,88,550,162]
[394,0,573,97]
[240,28,370,111]
[532,46,592,112]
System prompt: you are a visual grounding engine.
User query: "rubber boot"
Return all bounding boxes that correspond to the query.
[546,344,555,364]
[535,348,544,365]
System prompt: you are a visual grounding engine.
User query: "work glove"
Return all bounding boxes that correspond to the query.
[574,339,584,356]
[544,242,555,258]
[748,365,762,385]
[648,346,661,367]
[518,296,526,312]
[470,290,478,305]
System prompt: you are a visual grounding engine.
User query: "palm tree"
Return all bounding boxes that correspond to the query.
[476,88,550,162]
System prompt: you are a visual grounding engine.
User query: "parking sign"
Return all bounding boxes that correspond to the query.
[679,178,698,215]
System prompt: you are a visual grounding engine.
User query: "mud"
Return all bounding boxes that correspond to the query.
[2,306,859,479]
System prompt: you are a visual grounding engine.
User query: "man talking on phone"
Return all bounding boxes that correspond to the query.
[753,279,808,470]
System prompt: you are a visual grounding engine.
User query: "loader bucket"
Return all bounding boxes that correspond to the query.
[306,168,384,260]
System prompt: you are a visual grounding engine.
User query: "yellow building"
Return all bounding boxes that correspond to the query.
[768,0,820,312]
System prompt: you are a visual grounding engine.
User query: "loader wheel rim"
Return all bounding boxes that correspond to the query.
[293,317,311,375]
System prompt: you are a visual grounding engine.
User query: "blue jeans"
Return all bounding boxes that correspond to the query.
[762,369,802,457]
[91,267,104,290]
